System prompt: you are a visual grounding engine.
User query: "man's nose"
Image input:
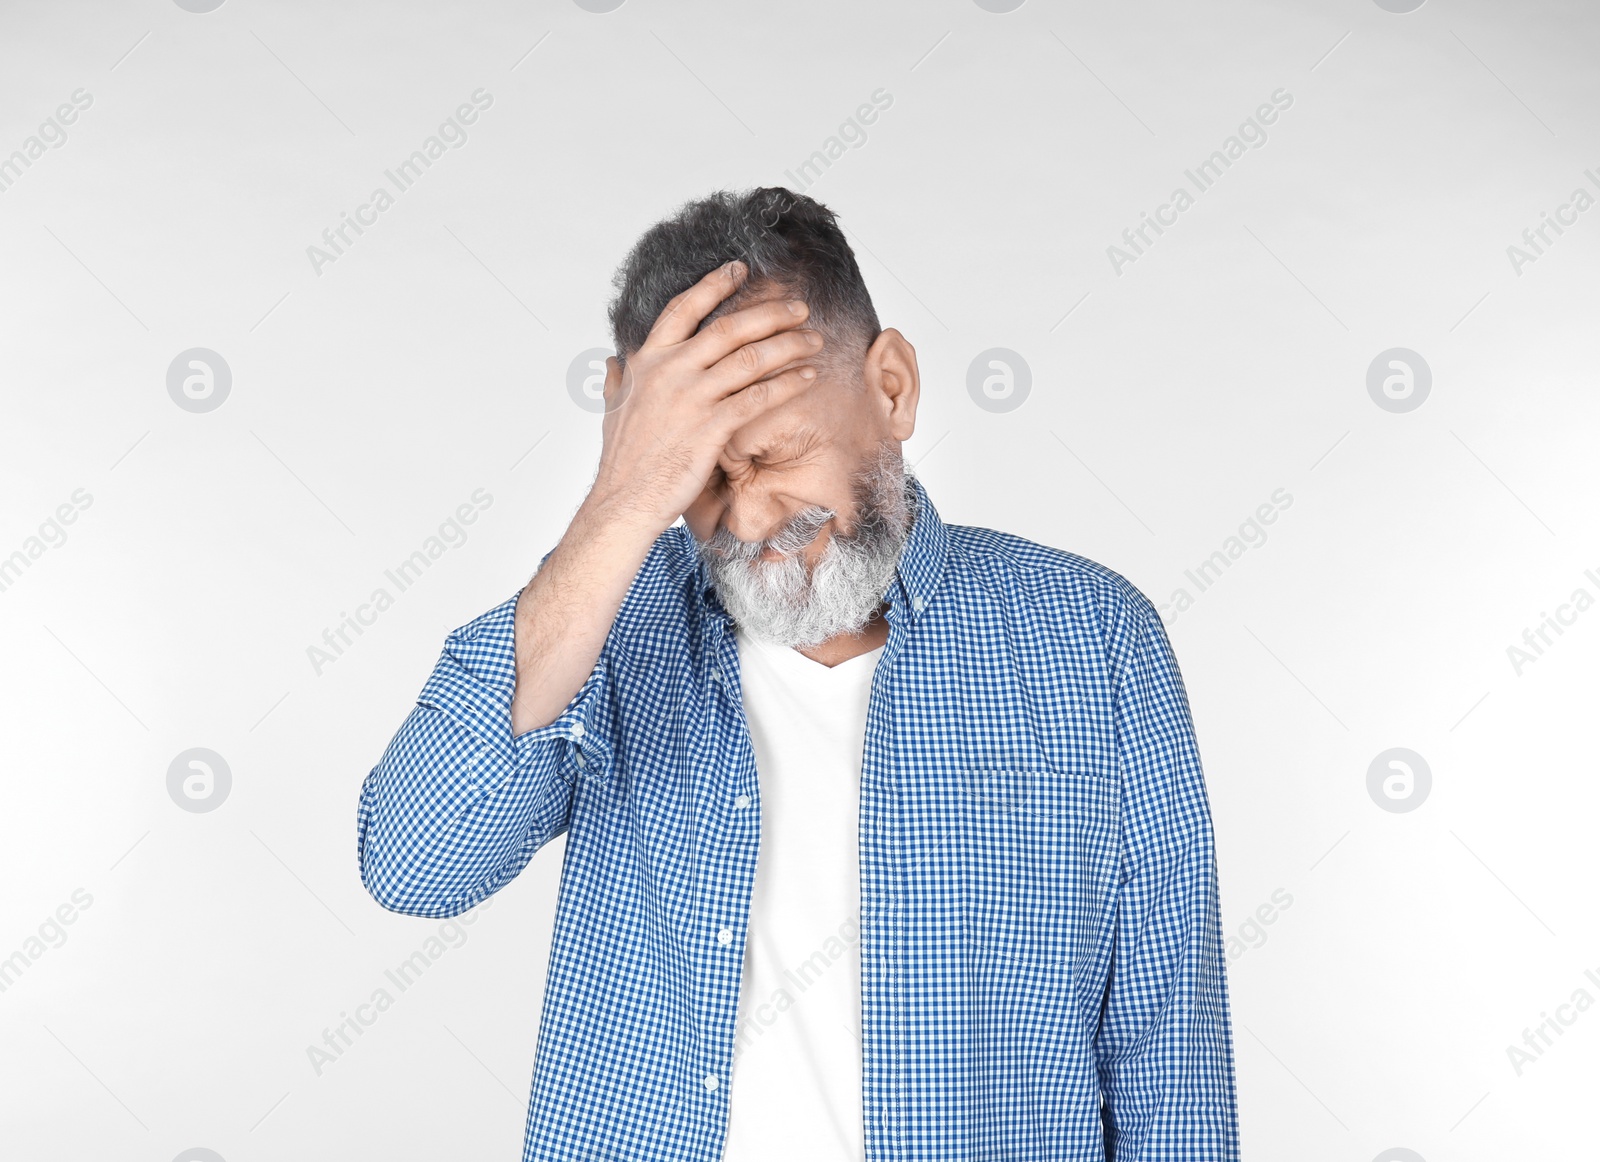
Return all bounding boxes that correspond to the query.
[719,491,791,548]
[724,515,792,551]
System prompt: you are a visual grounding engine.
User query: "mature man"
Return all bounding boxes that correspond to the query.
[357,188,1239,1161]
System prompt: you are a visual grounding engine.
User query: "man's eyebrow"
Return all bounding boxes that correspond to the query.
[730,423,823,463]
[755,424,826,460]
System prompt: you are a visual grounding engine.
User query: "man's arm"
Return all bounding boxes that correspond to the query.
[356,261,827,917]
[355,581,613,918]
[354,487,681,917]
[1094,601,1240,1159]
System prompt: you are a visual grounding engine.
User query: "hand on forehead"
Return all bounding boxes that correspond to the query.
[704,281,848,456]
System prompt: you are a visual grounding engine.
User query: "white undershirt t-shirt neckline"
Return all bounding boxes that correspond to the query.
[720,626,885,1162]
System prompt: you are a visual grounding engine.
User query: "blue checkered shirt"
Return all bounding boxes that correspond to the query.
[357,476,1239,1160]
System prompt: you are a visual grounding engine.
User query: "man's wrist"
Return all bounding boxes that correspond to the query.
[577,483,674,547]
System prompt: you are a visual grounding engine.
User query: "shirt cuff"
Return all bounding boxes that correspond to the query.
[513,659,613,787]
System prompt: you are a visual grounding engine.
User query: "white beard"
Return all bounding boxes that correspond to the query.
[696,445,915,649]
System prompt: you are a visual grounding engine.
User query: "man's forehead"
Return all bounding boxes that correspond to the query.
[724,407,828,460]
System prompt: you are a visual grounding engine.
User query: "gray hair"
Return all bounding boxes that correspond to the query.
[608,187,881,374]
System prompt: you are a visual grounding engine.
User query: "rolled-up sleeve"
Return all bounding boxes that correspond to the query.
[356,589,615,918]
[1095,602,1239,1159]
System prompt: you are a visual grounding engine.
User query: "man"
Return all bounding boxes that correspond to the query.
[357,188,1239,1161]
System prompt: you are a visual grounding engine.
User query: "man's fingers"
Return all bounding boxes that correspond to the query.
[713,364,818,432]
[684,297,810,369]
[705,328,824,398]
[645,261,748,349]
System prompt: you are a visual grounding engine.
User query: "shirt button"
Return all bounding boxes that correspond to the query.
[574,751,587,771]
[912,595,926,613]
[571,722,585,740]
[703,1074,720,1092]
[733,794,751,809]
[716,927,734,945]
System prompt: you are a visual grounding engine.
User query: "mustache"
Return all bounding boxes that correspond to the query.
[704,505,837,562]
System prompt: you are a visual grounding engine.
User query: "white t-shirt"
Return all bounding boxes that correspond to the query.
[721,627,884,1162]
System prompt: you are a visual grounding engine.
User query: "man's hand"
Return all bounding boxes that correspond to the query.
[589,259,824,536]
[511,260,822,734]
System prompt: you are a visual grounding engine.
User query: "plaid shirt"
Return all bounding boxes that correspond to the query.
[357,476,1239,1161]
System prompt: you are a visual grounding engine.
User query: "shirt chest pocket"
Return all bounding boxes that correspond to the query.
[958,768,1121,968]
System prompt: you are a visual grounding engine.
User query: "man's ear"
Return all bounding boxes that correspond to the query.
[862,328,919,442]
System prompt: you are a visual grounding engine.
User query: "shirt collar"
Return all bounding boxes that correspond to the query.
[887,474,948,620]
[679,472,949,625]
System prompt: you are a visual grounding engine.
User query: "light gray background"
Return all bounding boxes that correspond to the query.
[2,0,1597,1158]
